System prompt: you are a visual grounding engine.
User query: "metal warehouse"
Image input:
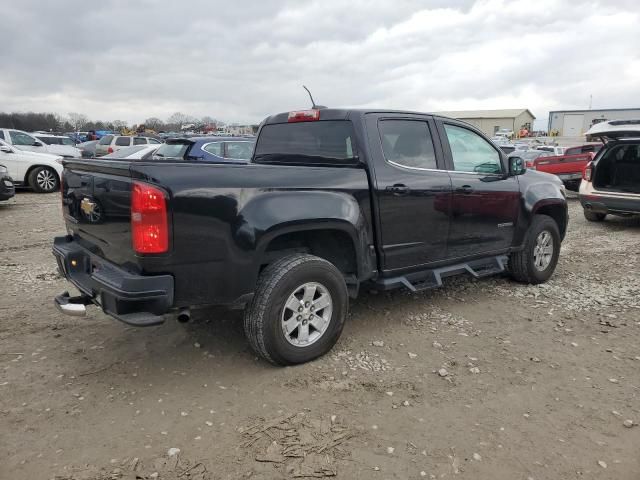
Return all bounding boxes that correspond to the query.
[548,108,640,136]
[435,109,535,137]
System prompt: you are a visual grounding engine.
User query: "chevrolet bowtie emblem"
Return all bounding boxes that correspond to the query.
[80,198,97,216]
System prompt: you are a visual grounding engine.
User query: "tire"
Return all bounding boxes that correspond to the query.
[508,215,561,284]
[584,210,606,222]
[244,254,348,366]
[29,167,59,193]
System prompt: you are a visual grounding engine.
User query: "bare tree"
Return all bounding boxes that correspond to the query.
[144,117,164,131]
[112,120,127,132]
[68,112,89,131]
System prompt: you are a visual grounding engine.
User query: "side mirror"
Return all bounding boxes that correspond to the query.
[0,145,12,153]
[509,156,526,176]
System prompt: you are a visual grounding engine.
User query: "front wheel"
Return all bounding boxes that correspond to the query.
[29,167,59,193]
[508,215,561,284]
[244,254,348,366]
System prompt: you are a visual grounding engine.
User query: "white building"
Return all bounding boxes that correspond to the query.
[435,109,535,137]
[548,108,640,136]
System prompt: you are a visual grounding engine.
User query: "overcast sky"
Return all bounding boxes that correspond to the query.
[1,0,638,128]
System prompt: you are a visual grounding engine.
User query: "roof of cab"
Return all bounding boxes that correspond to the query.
[261,108,453,125]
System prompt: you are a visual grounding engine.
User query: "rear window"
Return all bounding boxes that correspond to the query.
[153,142,190,160]
[115,136,131,146]
[254,121,357,165]
[99,135,114,145]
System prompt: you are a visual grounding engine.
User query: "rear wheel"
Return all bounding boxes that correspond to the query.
[508,215,560,284]
[244,254,348,366]
[29,167,59,193]
[584,210,606,222]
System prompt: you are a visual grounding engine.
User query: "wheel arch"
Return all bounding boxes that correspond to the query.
[256,221,371,288]
[532,200,568,240]
[24,163,60,186]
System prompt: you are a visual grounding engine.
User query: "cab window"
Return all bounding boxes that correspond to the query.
[378,120,437,169]
[444,124,502,174]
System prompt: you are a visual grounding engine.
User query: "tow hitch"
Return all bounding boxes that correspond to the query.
[54,291,92,317]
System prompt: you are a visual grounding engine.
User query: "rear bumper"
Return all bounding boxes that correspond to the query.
[556,173,582,182]
[579,193,640,216]
[52,236,174,326]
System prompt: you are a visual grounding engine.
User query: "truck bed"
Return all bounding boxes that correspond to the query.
[61,159,373,307]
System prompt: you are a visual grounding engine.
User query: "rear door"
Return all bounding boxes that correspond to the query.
[436,119,520,258]
[365,114,452,271]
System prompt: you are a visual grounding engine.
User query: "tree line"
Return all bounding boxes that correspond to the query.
[0,111,228,133]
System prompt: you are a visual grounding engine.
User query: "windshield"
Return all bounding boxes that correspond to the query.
[153,141,190,160]
[254,121,357,165]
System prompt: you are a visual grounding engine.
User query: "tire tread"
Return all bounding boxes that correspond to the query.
[244,254,342,365]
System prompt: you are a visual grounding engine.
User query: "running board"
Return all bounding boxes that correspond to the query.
[377,255,508,293]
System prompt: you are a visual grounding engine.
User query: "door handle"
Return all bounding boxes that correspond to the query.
[456,185,473,194]
[385,184,410,195]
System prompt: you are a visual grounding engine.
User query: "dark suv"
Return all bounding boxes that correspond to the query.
[153,136,255,163]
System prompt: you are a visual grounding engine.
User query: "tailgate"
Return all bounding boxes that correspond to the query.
[534,153,591,175]
[62,159,138,267]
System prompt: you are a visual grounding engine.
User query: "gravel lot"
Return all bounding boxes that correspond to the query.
[1,192,639,480]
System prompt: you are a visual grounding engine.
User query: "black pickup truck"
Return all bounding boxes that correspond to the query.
[53,108,568,365]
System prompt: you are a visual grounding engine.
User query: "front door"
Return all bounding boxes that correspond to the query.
[366,114,452,272]
[8,130,42,154]
[437,120,520,258]
[0,146,30,182]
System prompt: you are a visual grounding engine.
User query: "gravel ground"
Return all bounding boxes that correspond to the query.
[1,192,639,480]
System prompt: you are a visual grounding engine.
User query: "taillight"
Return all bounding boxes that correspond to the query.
[131,182,168,254]
[288,110,320,122]
[107,147,114,154]
[583,161,593,182]
[525,160,536,169]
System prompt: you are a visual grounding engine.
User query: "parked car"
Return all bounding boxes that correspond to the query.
[509,150,554,169]
[153,136,255,162]
[494,128,514,140]
[524,149,595,191]
[0,139,63,192]
[101,144,160,160]
[490,136,510,145]
[579,119,640,221]
[34,134,83,157]
[53,108,567,365]
[0,163,15,201]
[77,140,99,158]
[535,145,565,156]
[0,128,81,158]
[94,135,162,157]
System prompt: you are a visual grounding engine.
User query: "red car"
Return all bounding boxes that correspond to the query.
[529,144,602,191]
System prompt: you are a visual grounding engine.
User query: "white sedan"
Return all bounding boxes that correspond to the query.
[0,139,63,193]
